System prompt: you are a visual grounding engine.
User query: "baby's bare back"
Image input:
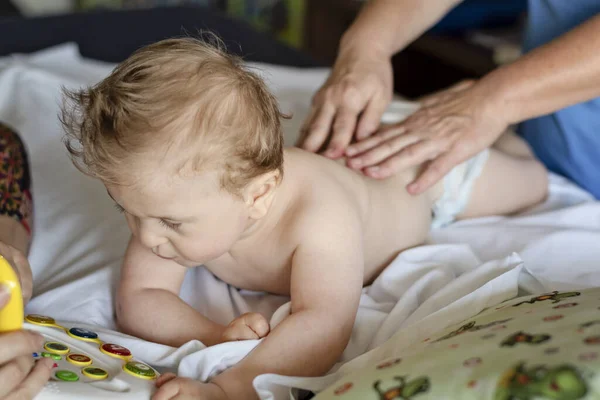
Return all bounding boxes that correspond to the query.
[205,149,436,293]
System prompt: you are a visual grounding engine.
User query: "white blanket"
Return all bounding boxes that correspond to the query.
[1,44,599,400]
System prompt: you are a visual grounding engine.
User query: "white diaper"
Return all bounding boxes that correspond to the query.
[431,149,489,229]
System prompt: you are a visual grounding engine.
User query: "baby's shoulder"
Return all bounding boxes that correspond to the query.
[286,183,364,248]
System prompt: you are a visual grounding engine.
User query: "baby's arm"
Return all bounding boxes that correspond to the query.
[116,235,227,347]
[210,211,364,398]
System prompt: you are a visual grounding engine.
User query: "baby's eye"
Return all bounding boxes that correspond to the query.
[114,203,125,213]
[159,219,182,232]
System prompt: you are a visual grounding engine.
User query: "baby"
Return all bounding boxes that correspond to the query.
[61,38,547,399]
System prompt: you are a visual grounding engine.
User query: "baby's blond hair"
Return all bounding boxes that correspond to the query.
[61,36,285,194]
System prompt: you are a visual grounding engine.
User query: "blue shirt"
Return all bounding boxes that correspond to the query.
[518,0,600,198]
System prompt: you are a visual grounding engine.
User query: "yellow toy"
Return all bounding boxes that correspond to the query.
[0,255,159,398]
[0,255,23,331]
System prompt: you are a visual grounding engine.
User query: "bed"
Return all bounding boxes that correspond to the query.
[1,8,600,400]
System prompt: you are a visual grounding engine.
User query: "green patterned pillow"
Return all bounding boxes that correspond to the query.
[316,288,600,400]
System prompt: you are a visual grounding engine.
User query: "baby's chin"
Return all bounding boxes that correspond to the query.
[174,258,204,268]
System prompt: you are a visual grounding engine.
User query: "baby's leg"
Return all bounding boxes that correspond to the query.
[457,131,548,220]
[491,128,536,159]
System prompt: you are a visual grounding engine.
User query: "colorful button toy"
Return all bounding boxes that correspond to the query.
[1,259,159,397]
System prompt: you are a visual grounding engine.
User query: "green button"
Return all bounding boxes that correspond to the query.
[55,370,79,382]
[42,352,61,360]
[124,361,156,379]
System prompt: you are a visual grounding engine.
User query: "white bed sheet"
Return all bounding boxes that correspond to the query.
[1,44,599,399]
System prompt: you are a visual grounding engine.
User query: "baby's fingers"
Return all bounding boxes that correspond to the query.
[221,313,270,342]
[241,313,270,338]
[221,323,259,342]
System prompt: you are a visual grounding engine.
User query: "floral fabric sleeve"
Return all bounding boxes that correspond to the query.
[0,123,33,235]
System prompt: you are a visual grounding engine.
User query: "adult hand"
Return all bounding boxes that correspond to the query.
[0,293,53,400]
[298,48,394,158]
[344,80,510,194]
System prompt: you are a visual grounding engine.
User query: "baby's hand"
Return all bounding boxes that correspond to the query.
[153,373,227,400]
[220,312,270,343]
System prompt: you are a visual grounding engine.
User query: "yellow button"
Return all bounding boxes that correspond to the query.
[82,367,108,380]
[44,342,69,355]
[67,354,92,367]
[25,314,58,327]
[122,361,156,380]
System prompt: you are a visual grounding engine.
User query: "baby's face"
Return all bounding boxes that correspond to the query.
[105,171,251,267]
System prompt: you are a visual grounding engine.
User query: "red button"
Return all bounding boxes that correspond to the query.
[100,343,132,359]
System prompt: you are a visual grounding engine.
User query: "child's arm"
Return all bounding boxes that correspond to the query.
[116,235,227,347]
[210,212,365,398]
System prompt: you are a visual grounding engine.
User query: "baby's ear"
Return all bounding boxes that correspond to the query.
[244,170,280,219]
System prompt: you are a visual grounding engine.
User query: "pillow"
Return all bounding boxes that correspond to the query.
[316,288,600,399]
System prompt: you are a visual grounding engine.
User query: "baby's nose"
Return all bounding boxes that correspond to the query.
[137,228,167,250]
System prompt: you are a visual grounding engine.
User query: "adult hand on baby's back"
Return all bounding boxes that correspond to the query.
[220,313,270,343]
[345,79,510,195]
[298,48,393,158]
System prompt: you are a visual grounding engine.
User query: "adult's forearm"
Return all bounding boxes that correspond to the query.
[484,13,600,124]
[116,288,226,348]
[339,0,463,59]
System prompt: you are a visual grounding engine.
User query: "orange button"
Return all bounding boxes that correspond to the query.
[67,354,92,366]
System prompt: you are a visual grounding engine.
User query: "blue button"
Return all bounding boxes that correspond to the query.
[68,327,98,340]
[32,352,39,358]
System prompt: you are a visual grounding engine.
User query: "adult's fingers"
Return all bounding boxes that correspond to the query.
[356,95,390,140]
[326,107,360,158]
[407,148,469,195]
[347,129,420,170]
[4,358,53,400]
[0,331,44,365]
[363,138,448,179]
[346,124,408,157]
[300,101,337,153]
[0,356,34,398]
